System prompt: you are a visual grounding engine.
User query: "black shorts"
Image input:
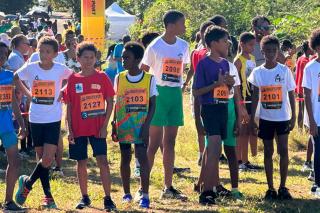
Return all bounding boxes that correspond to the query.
[201,104,228,139]
[30,121,61,147]
[258,119,290,140]
[69,136,107,161]
[119,143,147,151]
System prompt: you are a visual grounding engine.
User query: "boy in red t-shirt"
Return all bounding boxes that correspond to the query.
[64,42,116,211]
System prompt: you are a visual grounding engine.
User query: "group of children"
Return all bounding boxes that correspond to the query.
[1,9,320,212]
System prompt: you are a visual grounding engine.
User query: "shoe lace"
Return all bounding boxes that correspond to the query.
[21,187,30,198]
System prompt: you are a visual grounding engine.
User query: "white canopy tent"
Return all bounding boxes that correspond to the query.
[106,3,135,41]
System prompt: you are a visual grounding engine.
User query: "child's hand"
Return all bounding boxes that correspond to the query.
[250,119,259,136]
[217,70,225,86]
[289,115,296,131]
[68,132,75,144]
[309,119,318,137]
[98,125,108,138]
[57,91,64,102]
[139,123,150,142]
[225,75,235,87]
[18,127,27,140]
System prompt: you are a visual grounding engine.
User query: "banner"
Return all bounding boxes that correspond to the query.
[81,0,105,50]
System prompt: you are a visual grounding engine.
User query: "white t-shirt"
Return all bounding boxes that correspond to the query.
[228,61,241,98]
[248,63,296,121]
[114,72,158,97]
[142,36,190,87]
[17,62,72,123]
[28,52,66,65]
[302,59,320,126]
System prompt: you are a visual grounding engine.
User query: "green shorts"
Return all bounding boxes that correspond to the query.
[151,86,184,126]
[205,98,236,147]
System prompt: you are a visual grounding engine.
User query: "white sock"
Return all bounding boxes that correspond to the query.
[142,193,149,199]
[135,158,140,167]
[212,186,217,192]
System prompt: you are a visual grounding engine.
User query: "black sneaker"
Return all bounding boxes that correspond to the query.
[104,196,116,212]
[278,187,292,200]
[173,167,191,174]
[308,171,315,182]
[160,186,188,201]
[264,189,278,200]
[199,190,217,205]
[311,184,318,195]
[244,161,263,170]
[3,200,26,212]
[216,184,232,197]
[193,183,201,194]
[75,195,91,209]
[219,154,228,164]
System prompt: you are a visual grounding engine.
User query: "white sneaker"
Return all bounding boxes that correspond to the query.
[134,189,143,203]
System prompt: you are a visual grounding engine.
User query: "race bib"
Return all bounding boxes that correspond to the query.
[32,80,55,105]
[161,58,183,83]
[125,88,147,113]
[80,93,105,119]
[261,85,282,109]
[0,85,13,110]
[213,85,229,104]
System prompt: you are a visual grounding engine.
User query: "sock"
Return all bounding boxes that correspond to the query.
[198,152,203,158]
[135,158,140,168]
[26,161,45,189]
[212,186,217,193]
[142,193,149,199]
[39,166,52,197]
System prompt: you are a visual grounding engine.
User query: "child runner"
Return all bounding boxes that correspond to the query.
[0,41,27,212]
[141,10,190,200]
[14,36,73,208]
[64,42,116,211]
[302,28,320,195]
[113,41,157,208]
[193,25,242,205]
[234,32,261,171]
[248,35,296,200]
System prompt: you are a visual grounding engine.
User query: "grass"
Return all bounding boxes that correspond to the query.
[0,93,319,212]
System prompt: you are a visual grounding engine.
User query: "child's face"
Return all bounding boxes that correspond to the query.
[171,17,186,36]
[55,35,62,43]
[77,50,96,69]
[241,39,256,54]
[210,35,230,58]
[0,46,8,67]
[262,43,279,62]
[122,50,139,70]
[39,44,58,64]
[288,46,296,56]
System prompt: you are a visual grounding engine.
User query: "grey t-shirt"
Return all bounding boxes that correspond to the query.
[253,42,265,67]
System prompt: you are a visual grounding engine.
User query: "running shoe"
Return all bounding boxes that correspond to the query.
[264,189,278,200]
[122,194,133,203]
[278,187,292,200]
[160,186,188,201]
[216,184,232,197]
[104,196,117,212]
[15,175,31,205]
[199,190,217,205]
[139,196,150,208]
[302,161,313,172]
[2,201,26,212]
[42,196,57,209]
[75,195,91,209]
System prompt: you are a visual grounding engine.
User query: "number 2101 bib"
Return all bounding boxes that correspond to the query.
[260,85,282,109]
[161,58,182,83]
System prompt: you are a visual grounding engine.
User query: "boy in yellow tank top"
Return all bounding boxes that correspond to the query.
[113,42,157,209]
[234,32,262,171]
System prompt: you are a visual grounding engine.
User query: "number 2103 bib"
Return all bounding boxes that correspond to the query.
[161,58,182,83]
[260,85,282,109]
[0,85,13,110]
[125,89,147,113]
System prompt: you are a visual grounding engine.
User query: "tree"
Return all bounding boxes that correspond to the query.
[0,0,34,14]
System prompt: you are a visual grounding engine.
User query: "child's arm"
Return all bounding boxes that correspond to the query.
[66,103,74,144]
[193,70,225,96]
[99,97,114,138]
[304,88,318,136]
[183,51,195,92]
[12,88,27,138]
[13,73,32,99]
[233,86,249,123]
[288,90,296,130]
[250,85,259,135]
[140,96,156,142]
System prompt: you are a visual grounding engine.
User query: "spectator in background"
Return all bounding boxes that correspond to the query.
[55,33,66,52]
[7,34,29,72]
[48,4,53,16]
[52,20,58,35]
[77,34,84,43]
[0,33,11,47]
[105,44,117,84]
[113,35,131,74]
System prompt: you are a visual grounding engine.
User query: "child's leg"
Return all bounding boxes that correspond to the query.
[249,135,258,157]
[313,132,320,186]
[196,138,208,187]
[194,96,205,155]
[237,135,249,163]
[148,126,163,170]
[203,135,222,191]
[120,144,132,194]
[55,134,64,168]
[297,97,304,129]
[96,155,112,197]
[163,126,178,188]
[307,136,313,162]
[77,159,88,196]
[4,132,20,202]
[135,144,150,195]
[224,145,238,189]
[276,134,289,188]
[263,139,274,189]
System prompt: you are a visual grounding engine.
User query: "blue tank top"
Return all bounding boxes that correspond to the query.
[0,69,14,134]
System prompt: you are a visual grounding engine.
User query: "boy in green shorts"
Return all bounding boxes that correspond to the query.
[64,42,116,211]
[141,10,190,200]
[113,42,157,208]
[0,41,27,212]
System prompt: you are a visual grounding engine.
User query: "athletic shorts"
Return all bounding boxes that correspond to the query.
[151,86,184,126]
[258,119,290,140]
[30,121,61,147]
[0,131,17,149]
[201,104,228,139]
[119,142,147,151]
[69,136,107,161]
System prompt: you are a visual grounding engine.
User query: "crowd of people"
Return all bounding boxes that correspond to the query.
[0,9,320,212]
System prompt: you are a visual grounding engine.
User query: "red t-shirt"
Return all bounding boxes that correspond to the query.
[192,48,208,72]
[295,55,316,95]
[59,44,67,52]
[64,70,115,137]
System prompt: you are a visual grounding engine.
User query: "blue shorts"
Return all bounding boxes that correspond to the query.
[0,131,18,149]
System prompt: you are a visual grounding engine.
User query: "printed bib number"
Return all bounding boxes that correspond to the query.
[261,85,282,109]
[213,85,229,104]
[125,89,147,113]
[161,58,182,83]
[80,93,105,119]
[32,80,55,105]
[0,85,13,110]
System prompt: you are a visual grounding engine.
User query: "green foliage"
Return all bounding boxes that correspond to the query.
[0,0,34,14]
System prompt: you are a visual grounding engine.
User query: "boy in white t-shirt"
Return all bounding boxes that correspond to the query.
[302,29,320,195]
[14,36,72,209]
[248,35,296,200]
